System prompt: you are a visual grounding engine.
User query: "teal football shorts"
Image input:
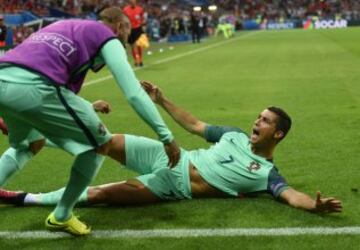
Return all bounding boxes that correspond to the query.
[124,134,192,200]
[0,79,112,155]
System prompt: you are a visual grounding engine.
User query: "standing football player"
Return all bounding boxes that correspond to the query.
[123,0,146,67]
[0,8,180,235]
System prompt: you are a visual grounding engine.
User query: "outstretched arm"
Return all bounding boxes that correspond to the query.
[279,188,342,213]
[100,40,180,167]
[141,81,207,138]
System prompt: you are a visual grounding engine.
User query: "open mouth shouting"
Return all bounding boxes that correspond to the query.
[251,127,260,142]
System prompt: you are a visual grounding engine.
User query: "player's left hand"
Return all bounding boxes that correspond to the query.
[93,100,112,114]
[314,191,342,213]
[164,140,181,168]
[140,80,164,104]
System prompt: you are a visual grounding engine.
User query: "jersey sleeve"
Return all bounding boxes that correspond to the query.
[267,167,290,198]
[204,125,246,143]
[100,39,173,143]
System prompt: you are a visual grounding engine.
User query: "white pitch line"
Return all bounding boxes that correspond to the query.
[83,31,259,88]
[152,31,258,65]
[0,227,359,239]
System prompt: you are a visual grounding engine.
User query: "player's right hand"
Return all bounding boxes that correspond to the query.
[93,100,112,114]
[314,191,342,213]
[164,140,181,168]
[140,80,163,104]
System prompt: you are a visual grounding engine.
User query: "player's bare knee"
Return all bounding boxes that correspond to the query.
[96,135,126,163]
[88,187,107,204]
[29,139,45,155]
[107,134,126,164]
[126,179,146,190]
[95,138,113,155]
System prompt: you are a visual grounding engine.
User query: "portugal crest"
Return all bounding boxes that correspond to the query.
[247,161,261,172]
[97,123,106,136]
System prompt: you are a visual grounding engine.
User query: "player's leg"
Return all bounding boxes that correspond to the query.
[87,133,189,205]
[132,27,144,66]
[0,134,189,206]
[12,84,111,234]
[121,134,169,174]
[58,153,192,205]
[0,134,165,206]
[0,140,44,186]
[88,179,161,205]
[128,28,140,66]
[84,158,192,205]
[136,45,143,66]
[0,106,46,187]
[0,186,88,206]
[131,44,139,66]
[93,133,172,176]
[0,177,161,206]
[40,88,112,234]
[0,71,107,234]
[118,134,192,201]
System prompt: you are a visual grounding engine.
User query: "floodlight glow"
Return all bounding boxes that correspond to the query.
[193,6,202,11]
[208,5,217,11]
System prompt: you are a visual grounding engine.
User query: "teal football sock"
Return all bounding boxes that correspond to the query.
[24,187,89,205]
[0,148,33,186]
[53,150,104,221]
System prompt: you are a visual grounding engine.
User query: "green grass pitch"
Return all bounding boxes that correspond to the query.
[0,28,360,249]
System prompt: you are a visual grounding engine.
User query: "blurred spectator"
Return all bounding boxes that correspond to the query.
[1,0,360,46]
[11,25,33,46]
[190,11,201,43]
[0,16,6,47]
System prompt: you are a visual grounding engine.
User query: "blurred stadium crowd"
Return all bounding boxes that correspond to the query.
[0,0,360,46]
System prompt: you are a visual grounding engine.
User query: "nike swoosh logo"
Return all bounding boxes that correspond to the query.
[47,219,64,228]
[219,155,234,164]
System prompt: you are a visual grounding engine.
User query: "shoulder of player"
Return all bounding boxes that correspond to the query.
[268,164,287,179]
[217,131,251,149]
[221,130,249,140]
[63,19,108,30]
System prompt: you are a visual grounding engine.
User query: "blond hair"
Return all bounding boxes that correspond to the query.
[98,7,127,24]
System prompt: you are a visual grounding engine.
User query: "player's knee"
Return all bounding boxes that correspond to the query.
[96,135,126,163]
[88,186,108,204]
[29,139,46,155]
[108,134,126,164]
[95,138,113,155]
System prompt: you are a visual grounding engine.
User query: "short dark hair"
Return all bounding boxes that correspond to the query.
[267,106,292,141]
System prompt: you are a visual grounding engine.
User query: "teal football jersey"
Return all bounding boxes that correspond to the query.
[189,125,289,198]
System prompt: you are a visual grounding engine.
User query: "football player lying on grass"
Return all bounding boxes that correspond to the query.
[0,81,342,214]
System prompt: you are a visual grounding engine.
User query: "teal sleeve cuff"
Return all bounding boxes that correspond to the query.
[100,39,173,143]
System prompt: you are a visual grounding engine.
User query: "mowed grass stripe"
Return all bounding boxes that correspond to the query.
[0,227,360,239]
[83,31,259,87]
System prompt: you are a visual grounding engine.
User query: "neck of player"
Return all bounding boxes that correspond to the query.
[251,143,276,161]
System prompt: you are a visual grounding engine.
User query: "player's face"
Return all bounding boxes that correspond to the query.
[250,109,279,145]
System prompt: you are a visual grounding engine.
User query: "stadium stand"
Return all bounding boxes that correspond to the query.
[0,0,360,46]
